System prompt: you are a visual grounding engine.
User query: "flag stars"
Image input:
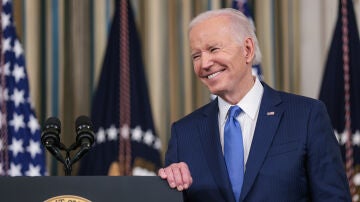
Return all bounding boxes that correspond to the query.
[12,64,25,83]
[1,2,46,177]
[354,172,360,186]
[25,164,41,176]
[0,62,11,76]
[14,39,23,59]
[28,115,40,134]
[9,113,25,132]
[107,125,118,141]
[3,0,11,6]
[335,130,360,146]
[1,13,11,30]
[96,127,106,144]
[2,37,11,53]
[339,131,348,145]
[10,88,25,107]
[154,138,162,150]
[96,125,161,151]
[353,131,360,146]
[9,163,22,176]
[143,130,154,146]
[26,139,42,159]
[9,137,24,157]
[334,130,342,143]
[132,126,143,142]
[120,124,129,139]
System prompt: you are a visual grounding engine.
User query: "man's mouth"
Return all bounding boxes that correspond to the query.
[207,71,222,79]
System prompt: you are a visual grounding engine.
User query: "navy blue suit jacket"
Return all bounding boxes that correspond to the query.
[165,83,351,202]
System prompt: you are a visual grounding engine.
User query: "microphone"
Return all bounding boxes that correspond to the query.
[41,117,61,146]
[41,115,95,175]
[41,117,65,164]
[70,115,95,164]
[75,115,95,149]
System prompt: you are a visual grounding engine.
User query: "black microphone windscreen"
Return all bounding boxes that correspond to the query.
[41,117,61,148]
[43,117,61,133]
[75,115,93,129]
[75,115,95,147]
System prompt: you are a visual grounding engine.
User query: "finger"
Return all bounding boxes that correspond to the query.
[164,166,177,189]
[179,162,192,189]
[158,168,167,178]
[171,164,185,191]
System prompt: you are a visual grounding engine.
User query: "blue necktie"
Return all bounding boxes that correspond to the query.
[224,106,244,202]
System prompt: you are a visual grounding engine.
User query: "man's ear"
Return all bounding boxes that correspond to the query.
[243,37,255,64]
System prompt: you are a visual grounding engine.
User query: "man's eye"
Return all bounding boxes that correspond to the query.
[210,47,219,52]
[192,55,200,60]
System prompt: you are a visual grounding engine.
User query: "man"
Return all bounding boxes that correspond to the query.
[158,8,351,202]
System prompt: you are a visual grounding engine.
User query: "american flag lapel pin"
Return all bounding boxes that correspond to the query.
[267,111,275,116]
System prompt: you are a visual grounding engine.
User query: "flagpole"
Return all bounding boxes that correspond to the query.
[341,0,355,198]
[119,0,131,176]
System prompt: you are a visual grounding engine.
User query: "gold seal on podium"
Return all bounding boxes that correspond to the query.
[44,195,91,202]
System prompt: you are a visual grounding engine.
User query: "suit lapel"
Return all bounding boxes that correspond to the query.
[198,99,235,202]
[240,83,284,200]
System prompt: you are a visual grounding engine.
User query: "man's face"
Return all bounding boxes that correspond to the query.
[189,16,254,101]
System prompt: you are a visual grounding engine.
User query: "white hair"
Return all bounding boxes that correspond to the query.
[189,8,262,65]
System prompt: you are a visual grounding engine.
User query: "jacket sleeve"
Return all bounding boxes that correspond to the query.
[165,122,179,166]
[307,101,351,201]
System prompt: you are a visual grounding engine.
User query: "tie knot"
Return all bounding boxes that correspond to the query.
[228,105,241,118]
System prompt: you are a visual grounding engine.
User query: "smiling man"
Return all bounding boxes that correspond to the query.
[158,8,351,202]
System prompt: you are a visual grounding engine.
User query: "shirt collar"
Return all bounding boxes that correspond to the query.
[218,77,264,125]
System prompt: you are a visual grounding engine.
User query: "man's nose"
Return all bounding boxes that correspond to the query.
[201,52,214,69]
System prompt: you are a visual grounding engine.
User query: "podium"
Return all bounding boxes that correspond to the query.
[0,176,183,202]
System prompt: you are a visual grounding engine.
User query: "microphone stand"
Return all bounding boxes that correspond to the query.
[57,142,82,176]
[42,116,95,176]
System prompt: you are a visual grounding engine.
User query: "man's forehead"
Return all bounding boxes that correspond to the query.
[189,15,231,32]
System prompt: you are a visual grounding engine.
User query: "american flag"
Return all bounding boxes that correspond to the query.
[78,0,162,176]
[0,0,46,176]
[232,0,263,80]
[319,0,360,199]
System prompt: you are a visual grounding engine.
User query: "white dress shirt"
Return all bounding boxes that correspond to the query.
[218,77,264,168]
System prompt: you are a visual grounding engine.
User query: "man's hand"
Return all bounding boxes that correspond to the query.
[158,162,193,191]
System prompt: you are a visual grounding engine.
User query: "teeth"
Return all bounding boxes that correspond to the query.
[208,72,220,79]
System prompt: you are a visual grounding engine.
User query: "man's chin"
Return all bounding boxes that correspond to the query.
[209,90,224,98]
